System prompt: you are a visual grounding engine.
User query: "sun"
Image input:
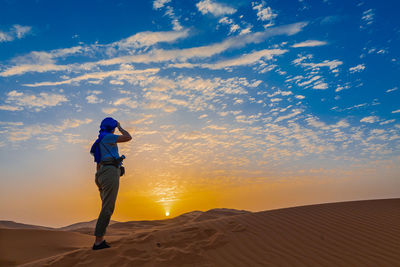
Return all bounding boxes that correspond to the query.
[165,211,170,217]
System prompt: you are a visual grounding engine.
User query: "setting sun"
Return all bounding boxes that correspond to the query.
[165,211,170,217]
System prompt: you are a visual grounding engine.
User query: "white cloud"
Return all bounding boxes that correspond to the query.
[293,55,343,72]
[153,0,171,9]
[0,29,185,77]
[349,64,365,73]
[313,81,328,90]
[113,97,138,108]
[0,121,23,126]
[165,6,183,31]
[112,30,189,50]
[386,87,398,93]
[306,117,349,130]
[4,22,305,79]
[292,40,327,48]
[297,75,321,87]
[0,24,32,43]
[7,118,92,142]
[0,31,13,42]
[275,109,303,122]
[13,25,32,39]
[361,9,374,26]
[23,68,160,87]
[218,17,240,34]
[102,107,118,114]
[0,63,71,77]
[3,90,68,111]
[295,95,305,99]
[196,0,236,16]
[86,94,104,104]
[360,116,379,123]
[380,119,395,125]
[201,48,287,69]
[296,59,343,71]
[0,105,23,111]
[392,109,400,114]
[252,1,277,28]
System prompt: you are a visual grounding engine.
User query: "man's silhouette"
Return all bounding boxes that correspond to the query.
[90,117,132,250]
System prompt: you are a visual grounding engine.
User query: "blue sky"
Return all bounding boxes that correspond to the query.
[0,0,399,226]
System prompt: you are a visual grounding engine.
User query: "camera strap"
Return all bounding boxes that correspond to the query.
[99,138,125,176]
[100,139,120,165]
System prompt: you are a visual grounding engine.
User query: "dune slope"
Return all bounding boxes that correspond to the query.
[2,198,400,267]
[0,229,93,266]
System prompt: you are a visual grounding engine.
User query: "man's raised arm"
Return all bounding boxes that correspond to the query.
[116,122,132,143]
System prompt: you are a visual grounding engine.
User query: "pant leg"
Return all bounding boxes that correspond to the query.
[94,165,120,236]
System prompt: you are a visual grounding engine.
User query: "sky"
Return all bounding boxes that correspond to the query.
[0,0,399,227]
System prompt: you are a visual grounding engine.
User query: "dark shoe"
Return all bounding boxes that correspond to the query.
[92,240,110,250]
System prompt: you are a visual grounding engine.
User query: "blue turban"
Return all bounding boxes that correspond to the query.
[90,117,118,163]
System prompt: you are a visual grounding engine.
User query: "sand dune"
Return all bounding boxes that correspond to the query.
[0,229,93,266]
[1,198,399,266]
[0,221,53,230]
[57,219,118,231]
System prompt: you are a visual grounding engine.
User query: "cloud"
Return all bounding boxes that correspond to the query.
[386,87,398,93]
[23,68,160,87]
[3,90,68,111]
[153,0,171,9]
[297,75,321,87]
[360,116,379,123]
[1,29,185,77]
[0,24,32,43]
[102,107,118,114]
[4,22,306,78]
[196,0,236,16]
[112,30,189,50]
[292,40,327,48]
[13,25,32,39]
[0,63,71,77]
[275,109,303,122]
[313,81,328,90]
[0,105,23,111]
[0,121,23,126]
[113,97,138,109]
[392,109,400,114]
[7,118,92,142]
[86,94,104,104]
[295,58,343,71]
[218,17,240,34]
[361,9,374,26]
[200,48,288,69]
[0,31,13,42]
[380,119,395,125]
[252,1,277,28]
[292,55,343,74]
[349,64,365,73]
[165,6,183,31]
[306,117,349,130]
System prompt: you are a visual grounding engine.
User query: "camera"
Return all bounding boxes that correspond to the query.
[115,155,125,165]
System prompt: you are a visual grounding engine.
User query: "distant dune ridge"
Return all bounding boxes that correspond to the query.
[0,199,399,266]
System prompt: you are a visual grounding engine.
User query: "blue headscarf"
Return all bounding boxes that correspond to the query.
[90,117,118,163]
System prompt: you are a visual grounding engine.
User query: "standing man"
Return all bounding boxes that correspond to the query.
[90,117,132,250]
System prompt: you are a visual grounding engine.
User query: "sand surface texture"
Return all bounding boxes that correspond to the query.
[1,199,399,266]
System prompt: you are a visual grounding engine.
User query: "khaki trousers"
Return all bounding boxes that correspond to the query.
[94,165,120,237]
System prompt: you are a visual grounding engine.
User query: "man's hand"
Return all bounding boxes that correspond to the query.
[116,121,132,143]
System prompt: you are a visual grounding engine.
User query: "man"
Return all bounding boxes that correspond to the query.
[90,117,132,250]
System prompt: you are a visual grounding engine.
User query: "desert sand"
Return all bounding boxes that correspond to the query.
[1,198,399,266]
